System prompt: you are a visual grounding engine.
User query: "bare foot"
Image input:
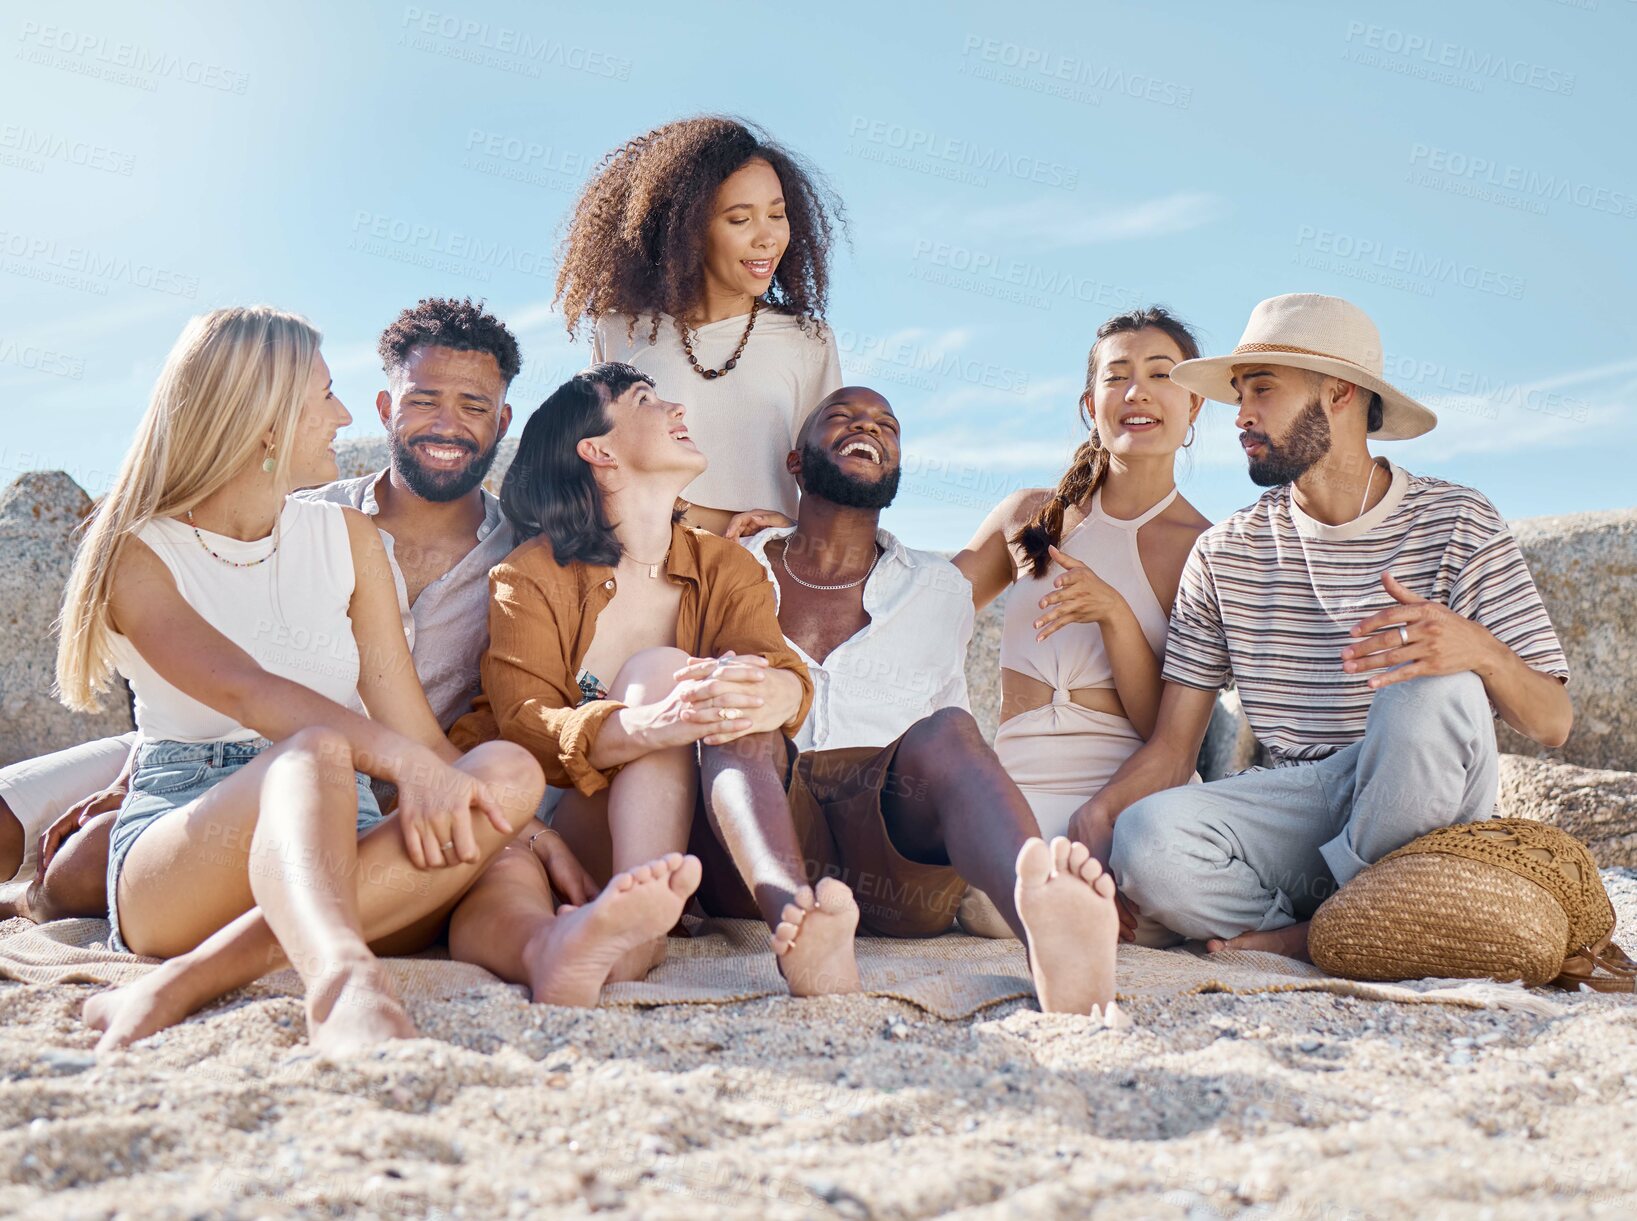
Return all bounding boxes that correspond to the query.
[84,959,209,1051]
[1014,836,1119,1017]
[1206,921,1312,962]
[305,958,418,1056]
[956,885,1017,940]
[771,877,861,998]
[0,877,41,923]
[526,853,702,1007]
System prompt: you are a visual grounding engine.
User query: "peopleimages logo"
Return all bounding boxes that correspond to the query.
[957,34,1193,109]
[347,211,555,281]
[1408,144,1635,219]
[846,116,1079,190]
[1293,226,1525,301]
[0,125,136,175]
[16,21,251,93]
[398,8,632,79]
[1342,21,1575,94]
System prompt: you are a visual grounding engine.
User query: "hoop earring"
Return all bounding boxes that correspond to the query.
[261,443,277,474]
[1184,424,1196,449]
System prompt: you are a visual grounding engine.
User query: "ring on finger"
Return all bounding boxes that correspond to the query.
[440,840,455,853]
[1397,626,1410,647]
[719,707,741,721]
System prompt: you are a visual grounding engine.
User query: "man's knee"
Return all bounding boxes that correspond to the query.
[1108,790,1216,917]
[0,798,21,880]
[1107,794,1175,891]
[896,706,985,769]
[40,811,115,918]
[1368,671,1488,734]
[609,646,692,703]
[917,706,983,744]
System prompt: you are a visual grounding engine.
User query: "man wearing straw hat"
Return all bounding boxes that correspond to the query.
[1071,293,1572,958]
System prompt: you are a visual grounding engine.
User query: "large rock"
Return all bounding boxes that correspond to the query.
[1503,509,1637,772]
[1198,687,1267,781]
[1497,753,1637,869]
[963,593,1005,742]
[0,473,134,767]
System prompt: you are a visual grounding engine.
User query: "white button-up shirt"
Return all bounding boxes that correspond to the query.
[740,526,974,752]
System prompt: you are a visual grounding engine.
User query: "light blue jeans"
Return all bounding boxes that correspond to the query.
[1110,673,1500,944]
[107,738,383,953]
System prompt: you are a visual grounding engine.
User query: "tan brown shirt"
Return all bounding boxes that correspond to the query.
[450,521,812,795]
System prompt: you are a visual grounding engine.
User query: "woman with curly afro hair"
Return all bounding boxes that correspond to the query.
[557,116,845,535]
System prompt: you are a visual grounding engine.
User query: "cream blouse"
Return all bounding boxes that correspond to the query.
[592,309,842,517]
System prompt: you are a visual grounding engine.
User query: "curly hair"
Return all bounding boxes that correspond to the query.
[554,115,844,341]
[377,296,522,385]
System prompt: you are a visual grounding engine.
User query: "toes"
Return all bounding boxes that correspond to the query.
[672,854,703,896]
[1067,841,1091,874]
[1091,871,1116,900]
[1076,852,1105,884]
[780,902,808,927]
[771,922,800,955]
[632,863,657,884]
[1015,837,1051,887]
[659,852,685,873]
[609,871,635,893]
[1049,836,1074,875]
[813,877,848,911]
[791,885,817,913]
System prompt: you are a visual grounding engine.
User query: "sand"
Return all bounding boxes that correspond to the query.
[2,873,1635,1219]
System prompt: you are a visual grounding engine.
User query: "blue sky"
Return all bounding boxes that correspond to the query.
[2,0,1633,548]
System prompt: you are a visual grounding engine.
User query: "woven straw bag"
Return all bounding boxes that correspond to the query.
[1309,819,1636,992]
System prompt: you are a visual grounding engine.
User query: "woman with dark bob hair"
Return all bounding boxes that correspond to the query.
[556,116,845,536]
[445,362,826,1003]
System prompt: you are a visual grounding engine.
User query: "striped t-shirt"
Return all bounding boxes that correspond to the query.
[1162,460,1568,765]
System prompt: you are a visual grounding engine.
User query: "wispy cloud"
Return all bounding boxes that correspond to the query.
[1395,357,1637,462]
[898,191,1225,251]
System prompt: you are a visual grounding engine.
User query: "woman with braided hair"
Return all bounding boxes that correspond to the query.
[954,308,1211,876]
[557,116,844,536]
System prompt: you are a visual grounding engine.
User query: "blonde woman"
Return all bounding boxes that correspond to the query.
[60,306,547,1053]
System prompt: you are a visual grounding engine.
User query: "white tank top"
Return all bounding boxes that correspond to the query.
[109,498,360,743]
[1000,486,1177,705]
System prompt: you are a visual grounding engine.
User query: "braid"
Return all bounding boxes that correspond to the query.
[1011,304,1200,579]
[1012,429,1110,579]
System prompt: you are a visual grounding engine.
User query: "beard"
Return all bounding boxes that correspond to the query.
[798,440,901,510]
[389,432,500,503]
[1245,397,1332,487]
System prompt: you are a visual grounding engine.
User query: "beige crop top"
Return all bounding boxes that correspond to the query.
[1000,486,1178,706]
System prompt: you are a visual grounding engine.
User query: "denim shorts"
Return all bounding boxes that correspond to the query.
[107,738,384,954]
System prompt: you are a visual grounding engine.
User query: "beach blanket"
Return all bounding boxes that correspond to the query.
[5,863,1632,1021]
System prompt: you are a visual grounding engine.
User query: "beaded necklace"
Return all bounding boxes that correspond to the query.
[679,299,760,379]
[186,509,279,568]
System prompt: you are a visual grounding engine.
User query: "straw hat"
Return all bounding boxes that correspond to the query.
[1170,293,1438,441]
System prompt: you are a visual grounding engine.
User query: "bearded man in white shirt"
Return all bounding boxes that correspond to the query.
[700,387,1120,1017]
